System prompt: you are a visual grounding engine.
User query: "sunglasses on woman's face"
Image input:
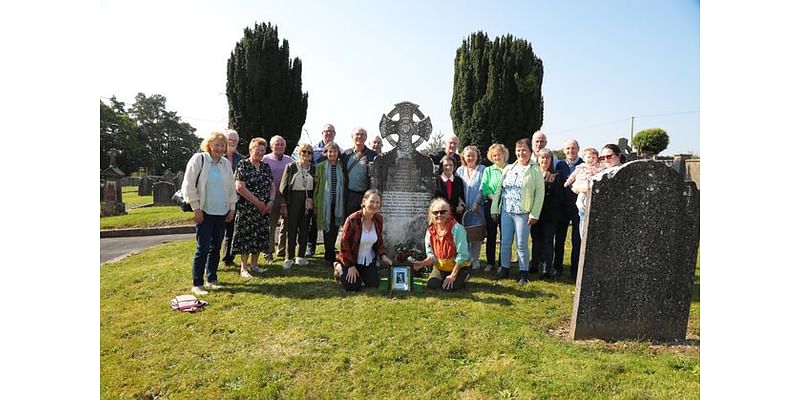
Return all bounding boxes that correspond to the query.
[300,150,312,155]
[599,154,615,161]
[432,210,449,216]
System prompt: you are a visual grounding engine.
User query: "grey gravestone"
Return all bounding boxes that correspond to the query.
[152,181,176,206]
[138,176,152,196]
[162,169,176,184]
[570,160,699,341]
[173,170,184,190]
[371,101,436,261]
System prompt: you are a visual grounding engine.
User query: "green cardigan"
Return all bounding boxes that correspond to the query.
[490,161,545,220]
[313,160,346,230]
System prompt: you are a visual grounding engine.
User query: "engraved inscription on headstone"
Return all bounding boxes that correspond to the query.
[570,160,699,341]
[371,102,437,259]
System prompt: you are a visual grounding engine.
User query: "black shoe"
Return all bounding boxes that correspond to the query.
[496,267,510,280]
[518,271,529,285]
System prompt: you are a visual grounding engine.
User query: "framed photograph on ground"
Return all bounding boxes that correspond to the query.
[389,265,413,293]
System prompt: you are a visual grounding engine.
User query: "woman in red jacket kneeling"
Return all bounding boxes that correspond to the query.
[336,189,393,291]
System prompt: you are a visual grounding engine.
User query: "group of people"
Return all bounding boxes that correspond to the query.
[181,125,624,295]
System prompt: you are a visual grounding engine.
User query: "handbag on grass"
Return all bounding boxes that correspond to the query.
[170,294,208,312]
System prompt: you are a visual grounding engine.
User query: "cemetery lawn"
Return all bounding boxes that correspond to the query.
[101,240,699,399]
[122,186,152,207]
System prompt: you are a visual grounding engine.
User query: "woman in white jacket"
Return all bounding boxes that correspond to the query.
[181,132,238,296]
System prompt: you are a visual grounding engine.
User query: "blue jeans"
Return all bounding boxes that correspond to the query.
[500,210,530,271]
[192,212,227,287]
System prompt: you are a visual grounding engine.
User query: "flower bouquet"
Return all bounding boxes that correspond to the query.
[393,240,426,264]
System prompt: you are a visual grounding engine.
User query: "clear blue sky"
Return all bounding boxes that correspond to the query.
[100,0,699,154]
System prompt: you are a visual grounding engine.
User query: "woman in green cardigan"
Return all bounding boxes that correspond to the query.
[490,138,545,284]
[314,142,347,266]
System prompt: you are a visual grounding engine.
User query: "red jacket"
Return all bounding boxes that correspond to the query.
[337,210,387,268]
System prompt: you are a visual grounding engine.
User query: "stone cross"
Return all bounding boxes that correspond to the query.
[570,160,699,341]
[379,101,432,154]
[107,148,120,167]
[371,102,437,261]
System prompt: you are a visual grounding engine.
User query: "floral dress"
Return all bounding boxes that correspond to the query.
[232,159,273,254]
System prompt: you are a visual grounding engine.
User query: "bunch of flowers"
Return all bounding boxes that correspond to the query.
[393,240,426,263]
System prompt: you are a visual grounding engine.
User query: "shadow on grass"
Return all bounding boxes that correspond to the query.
[212,265,555,302]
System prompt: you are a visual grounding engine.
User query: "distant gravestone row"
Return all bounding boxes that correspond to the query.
[137,169,184,204]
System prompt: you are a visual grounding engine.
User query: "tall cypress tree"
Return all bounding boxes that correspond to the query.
[450,32,543,161]
[226,22,308,153]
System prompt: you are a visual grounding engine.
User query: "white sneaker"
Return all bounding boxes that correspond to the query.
[295,257,309,266]
[484,264,494,273]
[283,259,293,270]
[240,268,252,278]
[192,286,208,296]
[204,281,223,290]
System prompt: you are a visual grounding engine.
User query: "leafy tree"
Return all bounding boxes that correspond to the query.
[632,128,670,158]
[226,22,308,153]
[128,93,200,174]
[100,97,147,174]
[451,32,544,161]
[424,130,445,155]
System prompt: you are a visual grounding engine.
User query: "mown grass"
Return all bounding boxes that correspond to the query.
[101,187,193,230]
[100,236,699,399]
[122,186,153,208]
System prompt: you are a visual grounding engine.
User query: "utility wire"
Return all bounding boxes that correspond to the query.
[550,110,698,135]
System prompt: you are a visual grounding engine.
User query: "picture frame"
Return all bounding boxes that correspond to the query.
[389,265,413,293]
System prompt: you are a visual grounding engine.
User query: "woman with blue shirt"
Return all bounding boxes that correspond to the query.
[180,132,238,296]
[455,145,485,270]
[490,138,545,285]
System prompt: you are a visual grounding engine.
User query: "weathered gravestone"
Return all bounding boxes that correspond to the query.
[100,149,127,216]
[370,101,436,261]
[570,160,699,341]
[162,169,176,184]
[173,170,184,191]
[152,181,176,206]
[138,176,152,196]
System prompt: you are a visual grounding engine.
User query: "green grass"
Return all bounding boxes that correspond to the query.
[101,237,699,399]
[122,186,153,207]
[100,206,193,229]
[101,186,193,229]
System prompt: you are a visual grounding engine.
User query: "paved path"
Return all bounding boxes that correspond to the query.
[100,233,195,264]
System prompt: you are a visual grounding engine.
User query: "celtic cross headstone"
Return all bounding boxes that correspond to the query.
[370,102,437,261]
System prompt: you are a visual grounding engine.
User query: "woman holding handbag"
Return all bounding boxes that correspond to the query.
[180,132,237,296]
[279,142,316,270]
[455,145,486,271]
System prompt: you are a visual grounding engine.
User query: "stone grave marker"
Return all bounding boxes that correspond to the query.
[152,181,176,206]
[570,160,699,341]
[138,176,152,196]
[162,169,176,184]
[173,170,184,190]
[100,149,127,216]
[370,101,437,261]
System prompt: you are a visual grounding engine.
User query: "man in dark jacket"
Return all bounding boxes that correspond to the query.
[553,139,583,280]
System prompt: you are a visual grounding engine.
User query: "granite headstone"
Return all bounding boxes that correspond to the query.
[570,160,699,341]
[152,181,176,206]
[370,101,437,261]
[138,176,152,196]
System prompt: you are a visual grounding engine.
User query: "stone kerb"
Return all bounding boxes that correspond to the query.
[570,160,699,341]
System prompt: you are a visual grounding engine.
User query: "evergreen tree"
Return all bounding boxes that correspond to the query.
[632,128,670,158]
[451,32,544,161]
[226,22,308,153]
